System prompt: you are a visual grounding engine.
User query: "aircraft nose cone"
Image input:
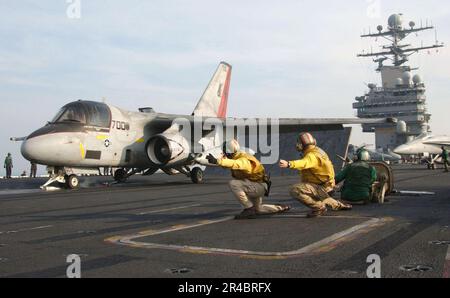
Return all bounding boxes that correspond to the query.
[21,138,33,161]
[393,144,409,155]
[21,133,83,165]
[21,136,49,163]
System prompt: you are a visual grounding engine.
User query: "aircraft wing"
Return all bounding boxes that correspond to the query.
[276,118,396,125]
[275,117,395,131]
[423,141,450,147]
[151,114,396,132]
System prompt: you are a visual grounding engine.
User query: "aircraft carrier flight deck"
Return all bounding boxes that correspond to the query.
[0,164,449,278]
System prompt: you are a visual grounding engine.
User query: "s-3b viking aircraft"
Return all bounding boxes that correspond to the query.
[13,62,393,190]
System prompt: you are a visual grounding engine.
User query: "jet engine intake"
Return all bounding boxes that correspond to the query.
[147,134,190,166]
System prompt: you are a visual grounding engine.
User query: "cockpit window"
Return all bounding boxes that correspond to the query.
[87,102,111,127]
[51,101,111,128]
[51,108,66,123]
[52,107,86,124]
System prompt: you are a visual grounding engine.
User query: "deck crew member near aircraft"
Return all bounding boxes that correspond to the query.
[335,149,377,204]
[441,146,449,172]
[207,139,290,219]
[279,133,352,218]
[30,162,37,178]
[4,153,13,179]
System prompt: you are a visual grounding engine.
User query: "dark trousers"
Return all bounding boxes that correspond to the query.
[6,166,12,178]
[444,161,449,172]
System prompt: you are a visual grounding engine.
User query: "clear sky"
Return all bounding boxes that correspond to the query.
[1,0,449,176]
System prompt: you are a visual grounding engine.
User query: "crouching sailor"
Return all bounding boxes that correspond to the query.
[207,139,290,219]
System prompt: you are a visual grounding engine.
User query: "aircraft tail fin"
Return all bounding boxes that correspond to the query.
[192,62,232,118]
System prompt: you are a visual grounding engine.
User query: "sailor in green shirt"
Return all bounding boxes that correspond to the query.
[4,153,13,179]
[335,149,377,203]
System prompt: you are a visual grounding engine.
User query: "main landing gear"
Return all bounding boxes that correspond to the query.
[190,167,204,184]
[111,166,205,185]
[161,166,205,184]
[112,167,159,183]
[113,168,129,183]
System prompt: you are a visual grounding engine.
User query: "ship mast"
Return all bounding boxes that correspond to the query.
[353,14,445,152]
[358,14,444,71]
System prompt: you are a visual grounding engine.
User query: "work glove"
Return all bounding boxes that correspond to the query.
[206,154,218,165]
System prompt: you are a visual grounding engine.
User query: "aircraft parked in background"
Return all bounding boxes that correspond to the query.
[394,133,450,169]
[348,144,401,163]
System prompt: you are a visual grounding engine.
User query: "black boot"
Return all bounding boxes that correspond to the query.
[235,207,257,220]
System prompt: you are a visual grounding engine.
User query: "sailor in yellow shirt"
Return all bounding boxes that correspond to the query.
[279,133,352,218]
[207,139,290,219]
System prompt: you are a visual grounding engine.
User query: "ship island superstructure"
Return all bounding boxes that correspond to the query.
[353,14,444,151]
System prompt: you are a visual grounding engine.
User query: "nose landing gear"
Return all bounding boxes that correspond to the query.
[65,174,80,189]
[40,167,80,190]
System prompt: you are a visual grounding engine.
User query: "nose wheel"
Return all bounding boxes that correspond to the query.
[65,174,80,189]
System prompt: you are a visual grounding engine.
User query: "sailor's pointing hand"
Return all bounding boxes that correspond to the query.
[279,160,289,168]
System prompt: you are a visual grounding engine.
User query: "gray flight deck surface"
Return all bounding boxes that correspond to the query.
[0,165,450,278]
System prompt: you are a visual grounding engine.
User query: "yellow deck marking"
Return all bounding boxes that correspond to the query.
[138,230,155,235]
[105,216,392,260]
[136,138,145,143]
[172,224,189,229]
[136,204,202,216]
[240,255,286,260]
[181,248,211,255]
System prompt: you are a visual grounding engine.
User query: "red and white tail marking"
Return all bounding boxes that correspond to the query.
[192,62,232,118]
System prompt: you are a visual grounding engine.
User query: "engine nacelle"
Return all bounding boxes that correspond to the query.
[147,134,190,166]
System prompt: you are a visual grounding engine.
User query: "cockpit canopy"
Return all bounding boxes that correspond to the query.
[51,100,111,128]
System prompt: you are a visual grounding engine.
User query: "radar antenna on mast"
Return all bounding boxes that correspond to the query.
[358,13,444,70]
